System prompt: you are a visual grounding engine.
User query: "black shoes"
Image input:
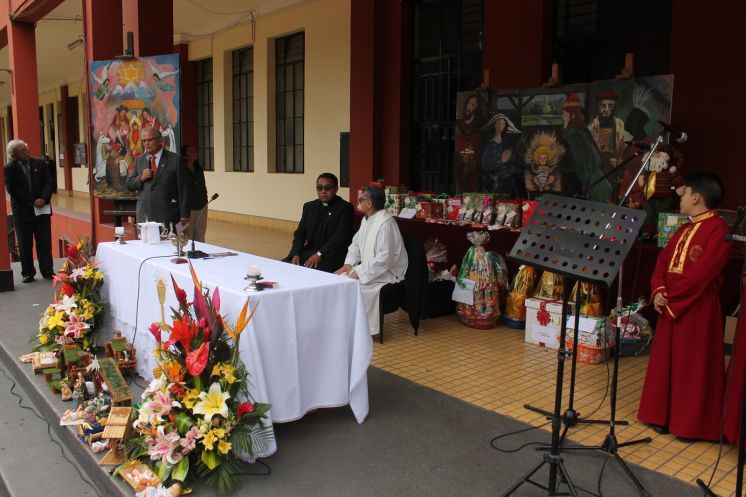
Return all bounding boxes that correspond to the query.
[22,275,34,283]
[42,274,54,280]
[651,424,669,435]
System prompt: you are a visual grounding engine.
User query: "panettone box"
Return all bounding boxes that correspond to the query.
[525,297,575,349]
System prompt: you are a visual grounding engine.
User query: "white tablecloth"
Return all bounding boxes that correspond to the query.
[96,240,372,458]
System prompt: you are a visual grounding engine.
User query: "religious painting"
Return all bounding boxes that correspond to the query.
[460,75,674,204]
[453,90,490,193]
[89,54,180,198]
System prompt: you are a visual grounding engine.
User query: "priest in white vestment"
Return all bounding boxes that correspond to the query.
[335,186,408,335]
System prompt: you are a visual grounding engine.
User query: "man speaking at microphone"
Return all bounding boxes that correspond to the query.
[127,127,190,227]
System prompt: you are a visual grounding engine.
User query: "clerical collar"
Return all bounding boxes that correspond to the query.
[322,202,328,207]
[689,210,717,224]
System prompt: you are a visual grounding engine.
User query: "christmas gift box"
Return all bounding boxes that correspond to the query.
[385,193,405,217]
[565,315,613,364]
[384,184,409,194]
[415,201,433,219]
[522,200,539,227]
[446,197,462,220]
[431,200,446,219]
[496,199,521,227]
[657,212,688,248]
[403,194,419,211]
[525,297,575,349]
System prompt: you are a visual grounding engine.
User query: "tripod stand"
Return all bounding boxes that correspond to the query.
[501,194,645,497]
[556,137,665,497]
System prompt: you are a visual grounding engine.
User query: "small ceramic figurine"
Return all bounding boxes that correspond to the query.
[61,405,86,423]
[95,392,110,416]
[72,372,86,409]
[60,381,72,401]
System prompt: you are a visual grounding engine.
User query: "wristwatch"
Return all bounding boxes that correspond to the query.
[316,251,322,257]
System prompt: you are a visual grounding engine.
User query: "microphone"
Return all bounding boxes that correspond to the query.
[658,121,688,144]
[624,141,652,150]
[187,193,219,259]
[725,206,746,242]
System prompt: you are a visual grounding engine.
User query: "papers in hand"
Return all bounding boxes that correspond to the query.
[34,203,51,216]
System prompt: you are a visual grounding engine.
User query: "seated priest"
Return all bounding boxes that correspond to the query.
[284,173,354,272]
[335,186,408,336]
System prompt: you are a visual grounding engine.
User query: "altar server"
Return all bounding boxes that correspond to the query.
[335,186,408,336]
[638,172,731,441]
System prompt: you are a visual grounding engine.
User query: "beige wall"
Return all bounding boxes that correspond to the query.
[189,0,351,222]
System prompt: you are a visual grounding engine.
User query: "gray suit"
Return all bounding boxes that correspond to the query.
[126,149,190,225]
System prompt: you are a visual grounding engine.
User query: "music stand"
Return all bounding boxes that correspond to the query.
[501,194,645,497]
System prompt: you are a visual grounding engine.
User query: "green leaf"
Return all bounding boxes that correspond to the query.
[201,449,221,470]
[171,456,189,481]
[174,412,195,436]
[155,460,172,481]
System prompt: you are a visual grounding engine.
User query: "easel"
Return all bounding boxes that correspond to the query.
[501,194,645,497]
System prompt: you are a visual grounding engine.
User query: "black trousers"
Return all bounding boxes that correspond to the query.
[17,214,53,278]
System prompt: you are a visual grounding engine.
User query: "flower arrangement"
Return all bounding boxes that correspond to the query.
[35,238,105,351]
[124,263,272,495]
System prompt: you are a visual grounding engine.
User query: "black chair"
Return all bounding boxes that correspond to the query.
[378,234,428,344]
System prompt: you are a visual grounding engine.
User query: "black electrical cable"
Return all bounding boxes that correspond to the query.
[489,421,552,453]
[237,458,272,476]
[126,254,173,386]
[0,365,103,497]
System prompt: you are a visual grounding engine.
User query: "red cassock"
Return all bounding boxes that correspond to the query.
[637,211,731,440]
[723,271,746,444]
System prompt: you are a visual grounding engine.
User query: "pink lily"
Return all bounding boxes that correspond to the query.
[149,426,183,465]
[142,389,181,424]
[64,313,90,339]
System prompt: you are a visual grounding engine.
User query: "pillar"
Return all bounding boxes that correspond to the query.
[124,0,174,57]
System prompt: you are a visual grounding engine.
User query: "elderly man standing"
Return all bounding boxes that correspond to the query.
[127,127,190,226]
[335,186,408,336]
[4,139,55,283]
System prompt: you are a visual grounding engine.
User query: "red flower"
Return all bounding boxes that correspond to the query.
[61,282,75,297]
[171,275,188,307]
[237,402,254,419]
[149,323,162,343]
[170,384,186,399]
[164,315,198,352]
[67,245,78,260]
[185,342,209,376]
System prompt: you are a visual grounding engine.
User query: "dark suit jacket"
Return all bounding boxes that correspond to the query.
[4,156,54,222]
[288,195,354,270]
[127,149,190,225]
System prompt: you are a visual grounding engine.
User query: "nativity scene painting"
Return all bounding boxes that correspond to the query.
[453,75,674,206]
[89,54,181,198]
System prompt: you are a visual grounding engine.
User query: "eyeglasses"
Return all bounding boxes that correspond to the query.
[360,197,371,203]
[142,137,161,143]
[316,184,335,191]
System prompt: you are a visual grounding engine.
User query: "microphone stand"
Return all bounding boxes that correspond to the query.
[578,145,648,200]
[187,193,218,259]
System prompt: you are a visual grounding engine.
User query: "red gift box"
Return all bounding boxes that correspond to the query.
[521,200,539,227]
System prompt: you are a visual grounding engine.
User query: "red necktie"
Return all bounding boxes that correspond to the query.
[150,155,157,178]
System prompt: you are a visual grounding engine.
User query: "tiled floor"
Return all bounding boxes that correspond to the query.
[54,193,742,496]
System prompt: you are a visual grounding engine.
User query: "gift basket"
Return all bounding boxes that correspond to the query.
[455,232,500,329]
[504,265,538,328]
[608,299,653,356]
[570,282,604,317]
[533,271,565,299]
[487,251,510,312]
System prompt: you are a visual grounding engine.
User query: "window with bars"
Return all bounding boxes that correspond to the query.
[232,47,254,172]
[275,32,304,173]
[196,58,214,171]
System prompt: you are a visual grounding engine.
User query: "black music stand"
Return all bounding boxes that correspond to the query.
[501,194,645,497]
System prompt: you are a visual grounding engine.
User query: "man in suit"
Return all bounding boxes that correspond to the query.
[284,173,354,272]
[127,127,190,227]
[4,139,55,283]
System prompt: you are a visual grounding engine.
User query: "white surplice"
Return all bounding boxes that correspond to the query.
[344,210,408,334]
